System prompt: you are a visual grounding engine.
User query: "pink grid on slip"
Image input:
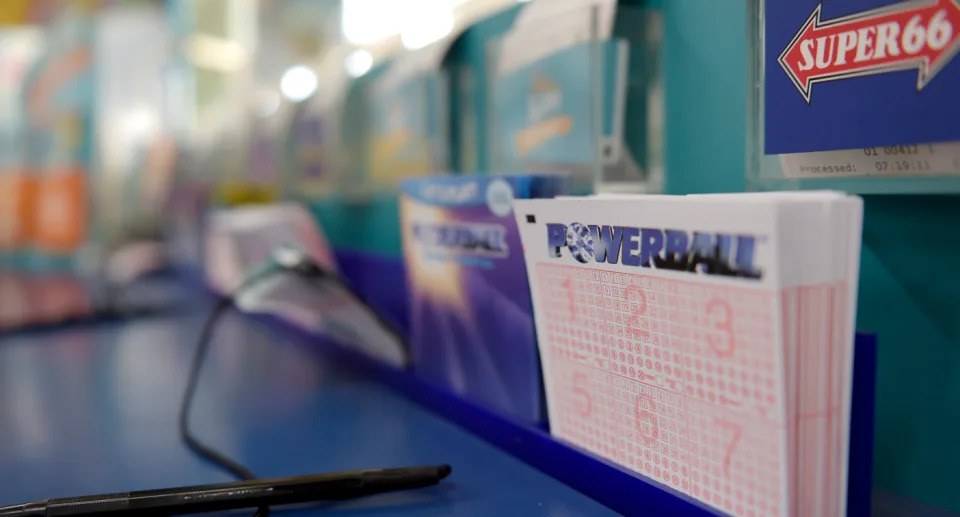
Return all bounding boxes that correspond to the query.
[537,263,784,517]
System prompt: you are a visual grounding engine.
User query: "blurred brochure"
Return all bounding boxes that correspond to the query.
[204,203,407,368]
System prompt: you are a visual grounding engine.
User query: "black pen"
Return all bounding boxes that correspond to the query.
[0,465,451,516]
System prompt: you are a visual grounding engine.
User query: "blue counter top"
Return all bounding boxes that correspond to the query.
[0,296,614,516]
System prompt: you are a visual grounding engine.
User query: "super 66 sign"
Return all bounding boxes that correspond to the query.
[765,0,960,154]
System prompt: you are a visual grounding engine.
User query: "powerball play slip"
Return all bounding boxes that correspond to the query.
[514,193,862,517]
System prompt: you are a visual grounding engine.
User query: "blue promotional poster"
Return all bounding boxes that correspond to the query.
[0,29,42,268]
[399,174,568,423]
[765,0,960,154]
[24,9,97,273]
[292,112,326,181]
[285,76,350,197]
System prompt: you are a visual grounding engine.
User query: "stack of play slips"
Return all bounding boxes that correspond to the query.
[514,192,862,517]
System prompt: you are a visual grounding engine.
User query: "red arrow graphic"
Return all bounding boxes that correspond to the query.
[779,0,960,102]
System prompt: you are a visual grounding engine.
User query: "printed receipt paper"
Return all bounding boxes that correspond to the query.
[514,193,862,517]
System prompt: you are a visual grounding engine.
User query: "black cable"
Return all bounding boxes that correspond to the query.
[179,294,269,517]
[177,255,408,517]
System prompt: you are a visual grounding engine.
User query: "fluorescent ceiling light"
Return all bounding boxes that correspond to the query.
[280,65,318,102]
[400,2,455,50]
[183,34,248,72]
[342,0,404,44]
[345,49,374,78]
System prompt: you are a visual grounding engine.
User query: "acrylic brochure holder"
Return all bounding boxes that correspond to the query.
[488,0,663,194]
[363,45,450,195]
[216,247,877,515]
[240,298,876,516]
[747,0,960,193]
[201,205,408,367]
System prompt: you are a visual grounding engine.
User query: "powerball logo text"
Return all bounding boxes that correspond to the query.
[414,222,509,258]
[545,222,763,279]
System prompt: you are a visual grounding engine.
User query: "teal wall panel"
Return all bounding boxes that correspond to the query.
[309,9,521,259]
[858,196,960,511]
[445,7,521,173]
[662,0,746,195]
[659,0,960,512]
[306,195,401,257]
